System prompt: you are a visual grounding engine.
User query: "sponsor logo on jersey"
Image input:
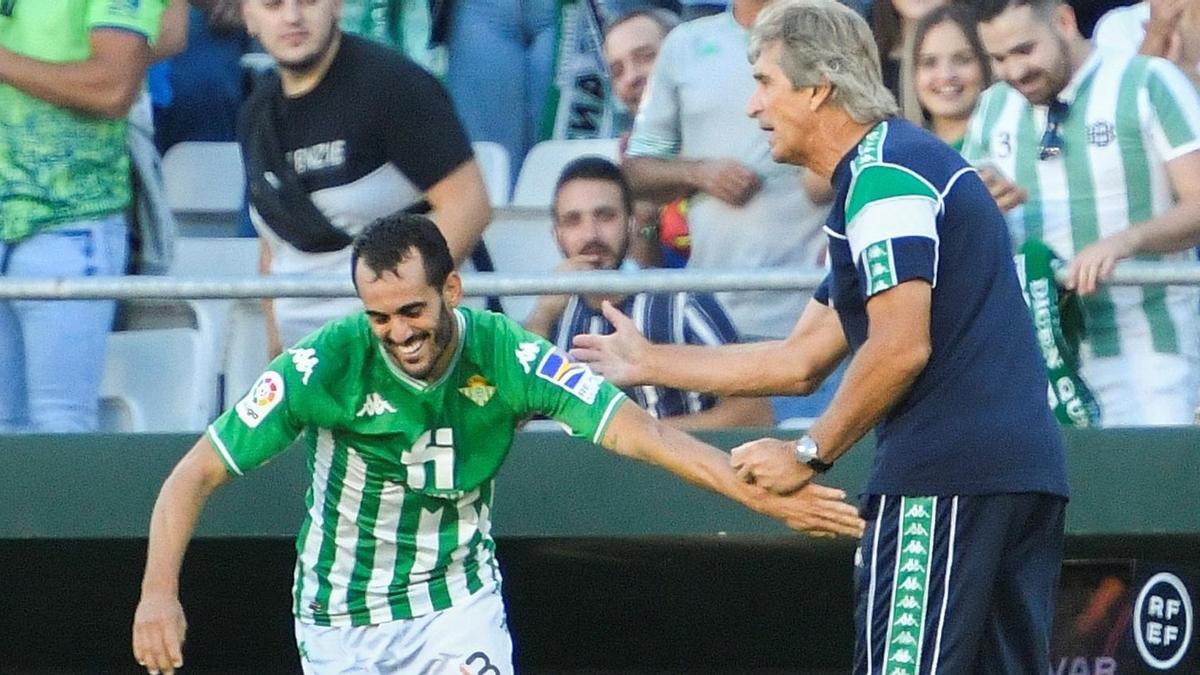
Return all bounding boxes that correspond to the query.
[515,342,540,374]
[236,371,284,428]
[288,347,319,385]
[459,375,496,407]
[536,350,601,404]
[357,393,397,417]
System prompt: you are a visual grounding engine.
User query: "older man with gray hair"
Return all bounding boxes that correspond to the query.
[572,1,1069,671]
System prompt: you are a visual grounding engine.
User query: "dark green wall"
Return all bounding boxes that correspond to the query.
[1,427,1196,538]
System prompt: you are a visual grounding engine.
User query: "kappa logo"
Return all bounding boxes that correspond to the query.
[515,342,540,374]
[898,577,923,592]
[899,559,926,573]
[892,631,917,645]
[236,371,285,428]
[536,349,602,404]
[903,540,928,555]
[357,393,397,417]
[865,241,897,295]
[905,504,930,519]
[288,347,319,385]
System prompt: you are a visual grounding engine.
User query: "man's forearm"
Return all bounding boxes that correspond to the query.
[622,156,702,202]
[0,40,148,119]
[141,448,225,594]
[664,396,775,431]
[638,340,821,397]
[807,336,927,462]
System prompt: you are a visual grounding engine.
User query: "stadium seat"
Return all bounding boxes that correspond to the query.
[472,141,512,207]
[99,328,213,432]
[477,206,561,323]
[221,300,271,413]
[511,138,620,207]
[161,141,246,237]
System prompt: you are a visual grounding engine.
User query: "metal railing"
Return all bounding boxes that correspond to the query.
[0,262,1198,300]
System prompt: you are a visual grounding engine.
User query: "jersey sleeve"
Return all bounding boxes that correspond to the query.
[844,163,940,299]
[86,0,164,42]
[207,352,308,476]
[626,29,682,158]
[379,59,474,191]
[813,273,832,306]
[495,320,627,445]
[1142,58,1200,161]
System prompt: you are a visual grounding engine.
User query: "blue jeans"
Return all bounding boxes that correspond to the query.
[445,0,558,187]
[0,214,128,432]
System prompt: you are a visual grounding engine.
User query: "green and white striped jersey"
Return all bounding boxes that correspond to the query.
[208,307,626,627]
[963,49,1200,358]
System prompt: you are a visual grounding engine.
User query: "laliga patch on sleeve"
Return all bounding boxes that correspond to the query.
[535,349,602,404]
[236,371,285,428]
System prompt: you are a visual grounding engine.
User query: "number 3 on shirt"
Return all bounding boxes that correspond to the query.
[402,428,455,491]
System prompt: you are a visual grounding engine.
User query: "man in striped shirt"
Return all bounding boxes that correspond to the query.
[525,157,774,429]
[130,214,863,675]
[965,0,1200,426]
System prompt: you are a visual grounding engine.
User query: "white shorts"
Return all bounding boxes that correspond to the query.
[294,586,513,674]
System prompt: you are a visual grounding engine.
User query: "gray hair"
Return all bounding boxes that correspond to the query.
[749,0,898,124]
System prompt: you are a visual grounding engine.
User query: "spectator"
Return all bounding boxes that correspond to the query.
[966,0,1200,425]
[0,1,167,432]
[680,0,729,21]
[153,0,253,154]
[911,3,991,150]
[603,7,684,268]
[623,0,829,341]
[340,0,445,75]
[239,0,490,355]
[1092,0,1200,89]
[871,0,949,122]
[525,156,774,429]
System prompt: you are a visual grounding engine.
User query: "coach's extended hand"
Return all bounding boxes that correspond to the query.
[570,300,648,387]
[133,591,186,674]
[731,437,813,494]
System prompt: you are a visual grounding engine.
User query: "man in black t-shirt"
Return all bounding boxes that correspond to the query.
[238,0,491,354]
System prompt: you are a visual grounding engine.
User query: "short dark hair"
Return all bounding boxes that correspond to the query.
[604,7,680,40]
[552,156,634,219]
[351,213,453,290]
[974,0,1060,23]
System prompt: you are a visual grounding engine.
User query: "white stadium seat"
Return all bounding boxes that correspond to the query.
[221,300,272,413]
[511,138,620,207]
[161,141,246,237]
[472,141,512,207]
[100,328,213,432]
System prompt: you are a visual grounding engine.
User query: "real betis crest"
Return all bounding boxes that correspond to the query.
[459,375,495,407]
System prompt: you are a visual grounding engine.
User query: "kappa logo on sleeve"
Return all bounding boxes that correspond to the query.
[236,371,285,428]
[535,350,602,404]
[288,347,319,385]
[515,342,540,374]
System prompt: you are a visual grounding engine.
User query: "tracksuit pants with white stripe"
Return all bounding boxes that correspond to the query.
[853,493,1067,674]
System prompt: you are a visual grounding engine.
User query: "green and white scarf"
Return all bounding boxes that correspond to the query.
[544,0,616,141]
[342,0,446,77]
[1015,240,1102,427]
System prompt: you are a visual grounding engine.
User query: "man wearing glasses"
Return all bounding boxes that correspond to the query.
[965,0,1200,426]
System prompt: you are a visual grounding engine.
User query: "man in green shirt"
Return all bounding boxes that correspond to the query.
[0,0,166,432]
[132,213,864,675]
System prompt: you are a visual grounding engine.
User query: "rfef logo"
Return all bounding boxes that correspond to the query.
[1134,572,1193,670]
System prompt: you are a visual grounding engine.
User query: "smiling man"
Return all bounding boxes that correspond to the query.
[571,1,1069,671]
[131,213,863,675]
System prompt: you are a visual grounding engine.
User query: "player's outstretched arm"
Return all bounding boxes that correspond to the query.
[572,298,848,397]
[600,400,864,538]
[133,436,232,675]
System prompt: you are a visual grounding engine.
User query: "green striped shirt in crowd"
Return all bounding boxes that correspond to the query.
[963,49,1200,359]
[208,308,626,627]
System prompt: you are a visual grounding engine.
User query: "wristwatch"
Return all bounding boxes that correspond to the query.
[794,434,833,474]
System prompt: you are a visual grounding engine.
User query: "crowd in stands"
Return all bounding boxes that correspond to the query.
[1,0,1198,433]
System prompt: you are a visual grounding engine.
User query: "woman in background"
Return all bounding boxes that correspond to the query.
[911,3,991,151]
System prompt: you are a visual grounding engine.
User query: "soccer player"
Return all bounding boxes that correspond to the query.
[130,213,863,675]
[964,0,1200,426]
[572,1,1070,671]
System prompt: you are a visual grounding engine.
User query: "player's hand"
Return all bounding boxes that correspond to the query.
[730,437,813,494]
[132,591,187,675]
[977,165,1027,212]
[763,483,865,538]
[1065,230,1137,295]
[570,301,649,387]
[694,159,762,207]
